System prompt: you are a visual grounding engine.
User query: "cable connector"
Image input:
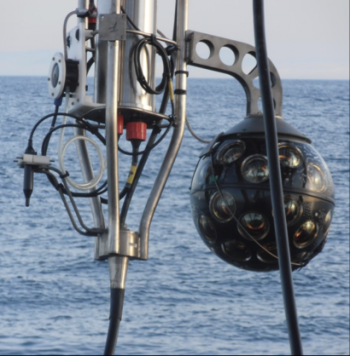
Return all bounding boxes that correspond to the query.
[16,154,51,168]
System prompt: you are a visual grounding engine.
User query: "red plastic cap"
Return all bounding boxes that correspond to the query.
[117,114,124,135]
[126,122,147,141]
[88,7,97,24]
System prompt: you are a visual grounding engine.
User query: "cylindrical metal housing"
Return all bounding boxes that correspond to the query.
[119,0,157,112]
[95,0,158,113]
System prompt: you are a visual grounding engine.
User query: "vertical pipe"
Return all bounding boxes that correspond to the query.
[105,0,122,255]
[76,0,106,249]
[139,0,189,260]
[102,0,128,354]
[94,0,111,103]
[252,1,303,354]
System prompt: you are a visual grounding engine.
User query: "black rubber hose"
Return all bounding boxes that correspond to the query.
[104,288,125,356]
[119,0,177,226]
[119,84,170,227]
[41,105,60,154]
[134,37,171,95]
[253,1,303,355]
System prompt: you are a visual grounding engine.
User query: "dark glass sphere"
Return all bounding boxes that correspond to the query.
[190,129,335,272]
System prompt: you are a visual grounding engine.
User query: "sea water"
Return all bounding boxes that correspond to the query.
[0,77,349,355]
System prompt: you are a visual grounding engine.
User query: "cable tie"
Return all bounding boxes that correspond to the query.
[60,171,70,179]
[175,70,189,77]
[150,34,157,44]
[174,89,187,95]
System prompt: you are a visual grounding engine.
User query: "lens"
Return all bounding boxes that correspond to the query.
[307,163,326,192]
[222,240,252,262]
[199,215,217,243]
[217,140,246,164]
[294,221,318,248]
[278,143,302,168]
[238,212,269,241]
[257,242,278,263]
[209,191,236,222]
[241,155,269,183]
[51,63,60,88]
[323,210,332,235]
[272,196,301,225]
[284,196,301,225]
[294,250,312,263]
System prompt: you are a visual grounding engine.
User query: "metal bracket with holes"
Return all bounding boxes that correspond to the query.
[99,13,127,41]
[186,31,283,117]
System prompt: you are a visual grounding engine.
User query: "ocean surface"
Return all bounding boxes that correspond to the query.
[0,77,349,355]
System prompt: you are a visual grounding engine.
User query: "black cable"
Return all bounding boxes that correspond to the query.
[121,6,141,31]
[87,56,95,75]
[39,168,98,237]
[253,1,303,354]
[41,123,105,156]
[134,36,171,95]
[104,288,125,355]
[119,1,178,227]
[42,105,60,154]
[29,112,95,143]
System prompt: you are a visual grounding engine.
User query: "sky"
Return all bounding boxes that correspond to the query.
[0,0,348,79]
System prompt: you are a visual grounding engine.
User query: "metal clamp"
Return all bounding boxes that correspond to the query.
[95,229,141,260]
[185,30,283,117]
[99,14,127,41]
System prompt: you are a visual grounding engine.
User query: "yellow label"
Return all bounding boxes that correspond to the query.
[126,165,137,185]
[169,81,175,101]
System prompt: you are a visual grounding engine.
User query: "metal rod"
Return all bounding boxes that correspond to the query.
[94,0,110,103]
[105,0,122,255]
[139,0,189,260]
[76,0,106,256]
[252,1,303,354]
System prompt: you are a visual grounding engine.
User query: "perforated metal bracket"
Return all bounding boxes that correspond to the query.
[99,13,127,41]
[186,31,283,117]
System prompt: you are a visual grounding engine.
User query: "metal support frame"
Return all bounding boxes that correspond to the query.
[186,30,283,117]
[104,0,122,257]
[73,1,106,254]
[139,0,189,260]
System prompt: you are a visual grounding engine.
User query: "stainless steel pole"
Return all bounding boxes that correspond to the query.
[102,0,128,354]
[139,0,189,260]
[95,0,112,104]
[105,0,122,260]
[76,0,106,251]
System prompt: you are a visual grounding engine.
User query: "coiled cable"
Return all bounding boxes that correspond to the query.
[134,36,171,95]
